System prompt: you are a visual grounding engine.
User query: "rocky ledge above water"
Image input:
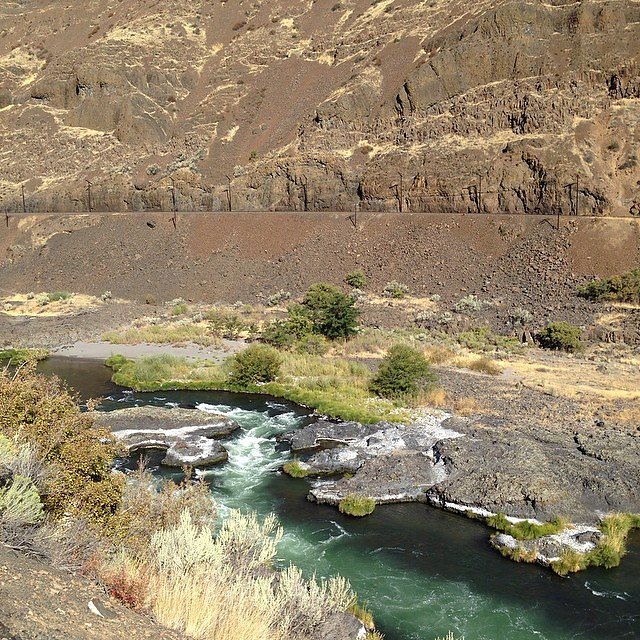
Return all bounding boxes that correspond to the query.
[279,414,463,505]
[281,412,640,526]
[93,406,240,468]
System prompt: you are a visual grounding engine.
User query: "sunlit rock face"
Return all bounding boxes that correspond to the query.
[1,0,638,215]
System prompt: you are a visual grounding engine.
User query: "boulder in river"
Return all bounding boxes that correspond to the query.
[93,406,239,468]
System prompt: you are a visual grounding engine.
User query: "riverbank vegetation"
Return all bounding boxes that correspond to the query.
[0,348,49,365]
[488,511,640,576]
[0,366,379,639]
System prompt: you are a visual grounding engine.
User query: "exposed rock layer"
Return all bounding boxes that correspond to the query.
[0,1,638,214]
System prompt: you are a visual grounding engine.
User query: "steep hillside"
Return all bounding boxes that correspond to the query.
[0,0,639,214]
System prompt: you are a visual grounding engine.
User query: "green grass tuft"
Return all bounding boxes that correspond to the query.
[338,494,375,517]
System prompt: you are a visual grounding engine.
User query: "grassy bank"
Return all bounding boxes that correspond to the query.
[107,351,407,424]
[0,348,49,365]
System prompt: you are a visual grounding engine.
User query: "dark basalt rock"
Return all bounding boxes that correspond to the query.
[94,406,238,468]
[94,406,239,438]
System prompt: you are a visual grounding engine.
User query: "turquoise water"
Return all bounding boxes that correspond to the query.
[42,358,640,640]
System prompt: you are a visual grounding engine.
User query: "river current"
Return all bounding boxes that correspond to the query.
[40,357,640,640]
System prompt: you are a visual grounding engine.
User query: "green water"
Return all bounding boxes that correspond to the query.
[42,358,640,640]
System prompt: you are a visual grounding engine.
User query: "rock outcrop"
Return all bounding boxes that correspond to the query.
[93,406,239,468]
[282,410,640,525]
[0,0,638,215]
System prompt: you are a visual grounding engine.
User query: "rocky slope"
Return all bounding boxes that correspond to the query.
[0,0,639,214]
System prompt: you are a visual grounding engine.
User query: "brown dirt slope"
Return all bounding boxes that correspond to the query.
[1,212,639,344]
[0,543,184,640]
[0,1,638,215]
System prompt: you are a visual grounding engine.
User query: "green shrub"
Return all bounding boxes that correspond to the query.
[47,291,73,302]
[382,281,409,298]
[457,327,521,353]
[105,354,130,372]
[0,366,123,526]
[261,305,315,348]
[0,474,44,526]
[171,303,188,316]
[301,283,360,340]
[578,269,640,304]
[339,495,375,517]
[0,348,49,365]
[370,345,437,400]
[538,322,583,353]
[454,294,487,314]
[229,344,282,387]
[207,308,246,339]
[345,270,368,289]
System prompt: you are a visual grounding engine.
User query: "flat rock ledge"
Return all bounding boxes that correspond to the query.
[279,413,463,505]
[94,406,240,468]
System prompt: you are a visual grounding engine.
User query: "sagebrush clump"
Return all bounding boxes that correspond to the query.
[0,366,123,525]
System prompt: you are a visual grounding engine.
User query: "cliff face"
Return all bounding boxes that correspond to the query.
[1,0,638,214]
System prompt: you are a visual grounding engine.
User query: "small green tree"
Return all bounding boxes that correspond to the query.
[261,304,315,348]
[370,345,437,400]
[229,344,282,386]
[301,283,360,340]
[537,322,583,353]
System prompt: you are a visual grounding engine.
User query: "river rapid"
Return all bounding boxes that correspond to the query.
[40,357,640,640]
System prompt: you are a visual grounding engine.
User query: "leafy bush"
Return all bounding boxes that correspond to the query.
[345,270,368,289]
[0,366,123,525]
[261,305,315,348]
[266,290,291,307]
[538,322,583,352]
[171,303,188,316]
[207,308,246,339]
[338,495,375,517]
[0,348,49,365]
[457,327,521,353]
[301,283,360,340]
[382,281,409,298]
[229,345,281,387]
[578,269,640,304]
[370,345,437,400]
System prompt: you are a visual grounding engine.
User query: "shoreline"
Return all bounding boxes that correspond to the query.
[51,339,244,362]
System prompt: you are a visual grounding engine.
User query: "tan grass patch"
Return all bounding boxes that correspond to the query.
[0,293,101,317]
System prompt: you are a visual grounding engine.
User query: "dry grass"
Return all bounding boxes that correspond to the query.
[508,356,640,401]
[452,396,482,416]
[416,387,447,408]
[104,323,220,347]
[466,356,502,376]
[0,292,102,317]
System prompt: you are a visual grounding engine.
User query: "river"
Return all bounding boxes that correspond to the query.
[39,357,640,640]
